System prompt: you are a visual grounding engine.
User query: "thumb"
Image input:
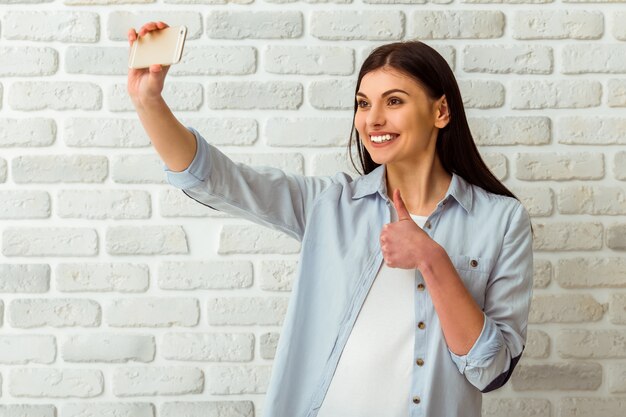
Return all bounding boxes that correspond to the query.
[392,189,411,221]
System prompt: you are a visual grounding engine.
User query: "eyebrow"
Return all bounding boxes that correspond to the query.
[355,89,410,98]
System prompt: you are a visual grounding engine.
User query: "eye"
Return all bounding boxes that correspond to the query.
[389,97,402,105]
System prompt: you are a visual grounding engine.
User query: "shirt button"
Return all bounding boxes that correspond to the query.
[424,221,431,229]
[470,259,478,268]
[417,283,425,291]
[417,321,426,330]
[413,396,421,404]
[416,358,424,366]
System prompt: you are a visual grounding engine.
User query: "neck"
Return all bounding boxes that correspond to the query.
[384,152,452,217]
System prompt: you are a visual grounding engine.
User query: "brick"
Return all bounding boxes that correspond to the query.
[458,80,504,108]
[608,79,626,107]
[65,46,128,75]
[0,335,55,364]
[509,187,554,217]
[113,367,203,396]
[532,259,551,288]
[516,153,603,180]
[2,228,98,257]
[158,261,253,290]
[532,222,603,251]
[0,47,57,76]
[63,118,150,146]
[161,333,254,361]
[511,80,601,109]
[171,46,256,76]
[312,151,360,178]
[529,294,605,323]
[563,44,626,74]
[0,158,6,183]
[463,45,553,74]
[112,154,167,184]
[558,185,626,214]
[62,334,155,362]
[9,299,101,328]
[205,365,272,394]
[560,397,626,417]
[0,405,55,417]
[360,44,456,71]
[614,12,626,40]
[524,329,550,358]
[56,263,149,292]
[512,10,603,40]
[207,81,302,110]
[9,82,101,110]
[180,119,257,147]
[557,330,626,359]
[468,117,550,146]
[480,153,507,180]
[207,11,302,39]
[108,10,202,41]
[3,11,99,42]
[12,155,107,184]
[558,116,626,145]
[260,332,279,360]
[511,362,602,391]
[219,225,300,254]
[259,260,298,291]
[482,398,551,417]
[160,401,253,417]
[265,45,353,75]
[62,403,154,417]
[608,364,626,393]
[616,152,626,180]
[309,79,354,110]
[609,293,626,324]
[607,223,626,250]
[159,188,231,218]
[0,118,56,147]
[58,190,150,219]
[410,11,504,39]
[266,117,352,147]
[9,369,103,398]
[0,264,50,293]
[0,191,50,220]
[556,257,626,288]
[108,83,203,112]
[105,225,188,255]
[228,152,304,174]
[107,298,199,327]
[311,11,404,40]
[207,297,289,325]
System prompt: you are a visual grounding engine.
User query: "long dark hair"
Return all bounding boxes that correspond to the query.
[347,41,534,236]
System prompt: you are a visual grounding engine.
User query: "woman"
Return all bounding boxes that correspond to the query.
[128,22,534,417]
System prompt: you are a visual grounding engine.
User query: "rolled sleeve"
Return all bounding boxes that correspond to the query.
[162,126,211,189]
[448,201,533,393]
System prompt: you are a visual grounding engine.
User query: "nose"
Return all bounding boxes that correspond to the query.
[366,103,386,128]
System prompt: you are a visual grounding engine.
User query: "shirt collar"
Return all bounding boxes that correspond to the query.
[351,164,473,213]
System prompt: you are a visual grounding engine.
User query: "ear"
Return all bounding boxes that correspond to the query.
[434,95,450,129]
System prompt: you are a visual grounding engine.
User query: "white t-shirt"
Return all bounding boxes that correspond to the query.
[316,211,429,417]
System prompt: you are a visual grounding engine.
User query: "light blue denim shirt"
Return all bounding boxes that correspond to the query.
[164,126,534,417]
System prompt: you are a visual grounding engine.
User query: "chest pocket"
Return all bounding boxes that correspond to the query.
[448,254,493,310]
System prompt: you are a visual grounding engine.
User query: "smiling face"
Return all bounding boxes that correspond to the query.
[354,66,448,167]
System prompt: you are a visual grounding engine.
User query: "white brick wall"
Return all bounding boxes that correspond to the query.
[0,2,625,417]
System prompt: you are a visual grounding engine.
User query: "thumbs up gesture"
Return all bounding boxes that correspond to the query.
[380,189,439,270]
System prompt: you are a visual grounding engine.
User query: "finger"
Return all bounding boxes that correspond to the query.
[128,28,137,46]
[138,21,159,37]
[149,64,162,73]
[156,21,169,29]
[392,189,412,221]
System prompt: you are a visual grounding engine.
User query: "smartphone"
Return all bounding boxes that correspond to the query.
[128,25,187,69]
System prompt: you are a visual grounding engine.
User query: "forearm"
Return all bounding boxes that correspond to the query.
[133,96,197,172]
[418,245,485,356]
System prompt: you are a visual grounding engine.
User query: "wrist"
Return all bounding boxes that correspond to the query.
[416,241,445,271]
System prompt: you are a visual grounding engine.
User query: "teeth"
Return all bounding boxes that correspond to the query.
[370,134,397,143]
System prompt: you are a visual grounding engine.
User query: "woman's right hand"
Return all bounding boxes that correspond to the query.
[127,21,171,106]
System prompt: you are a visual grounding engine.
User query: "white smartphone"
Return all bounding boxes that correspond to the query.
[128,25,187,69]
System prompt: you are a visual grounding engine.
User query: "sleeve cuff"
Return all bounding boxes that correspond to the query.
[448,312,503,374]
[162,126,212,189]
